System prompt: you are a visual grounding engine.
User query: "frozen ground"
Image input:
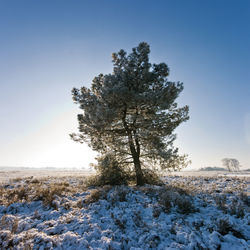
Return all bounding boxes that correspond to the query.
[0,172,249,249]
[0,167,93,184]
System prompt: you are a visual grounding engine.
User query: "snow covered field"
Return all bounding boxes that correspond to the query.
[0,167,249,184]
[0,172,249,249]
[0,167,93,184]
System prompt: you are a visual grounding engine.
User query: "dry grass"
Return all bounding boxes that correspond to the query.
[0,215,19,234]
[214,194,227,212]
[240,192,250,206]
[229,198,245,218]
[137,184,196,214]
[84,189,102,204]
[0,174,249,250]
[0,175,248,218]
[0,177,87,208]
[158,186,196,214]
[216,218,245,239]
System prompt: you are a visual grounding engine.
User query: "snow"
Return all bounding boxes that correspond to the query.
[0,174,249,249]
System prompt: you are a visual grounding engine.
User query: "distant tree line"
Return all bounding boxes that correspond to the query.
[199,158,242,172]
[199,166,226,171]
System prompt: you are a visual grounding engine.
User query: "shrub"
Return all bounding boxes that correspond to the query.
[2,186,29,206]
[214,194,227,212]
[114,187,127,202]
[85,175,102,187]
[142,169,163,185]
[133,211,144,227]
[29,178,40,184]
[34,184,66,208]
[109,186,128,204]
[175,196,196,214]
[216,218,232,235]
[240,192,250,206]
[159,191,173,213]
[114,218,126,230]
[159,186,196,214]
[229,198,245,218]
[86,154,165,187]
[152,204,163,218]
[86,153,129,186]
[76,199,84,208]
[84,189,102,204]
[0,215,19,233]
[84,187,115,205]
[216,218,244,238]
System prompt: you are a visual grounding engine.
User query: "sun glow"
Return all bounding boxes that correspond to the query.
[0,109,96,169]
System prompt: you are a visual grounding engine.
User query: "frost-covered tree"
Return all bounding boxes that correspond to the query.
[222,158,240,172]
[71,42,189,185]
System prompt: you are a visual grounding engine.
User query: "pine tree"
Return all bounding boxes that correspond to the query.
[71,42,189,185]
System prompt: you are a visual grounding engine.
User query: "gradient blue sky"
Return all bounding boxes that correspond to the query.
[0,0,249,169]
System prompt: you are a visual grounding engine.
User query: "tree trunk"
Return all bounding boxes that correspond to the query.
[132,151,144,185]
[122,108,144,185]
[132,130,144,185]
[127,130,144,186]
[127,132,144,185]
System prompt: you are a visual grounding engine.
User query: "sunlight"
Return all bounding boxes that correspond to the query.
[0,109,96,168]
[26,141,96,169]
[24,109,97,168]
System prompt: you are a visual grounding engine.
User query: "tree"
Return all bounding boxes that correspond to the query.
[222,158,240,172]
[71,42,189,185]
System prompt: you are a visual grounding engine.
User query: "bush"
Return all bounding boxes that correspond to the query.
[240,192,250,206]
[85,189,102,204]
[86,153,129,186]
[214,194,227,212]
[109,186,128,204]
[85,151,167,187]
[216,218,232,236]
[229,198,245,218]
[34,183,67,209]
[175,196,196,214]
[159,192,172,213]
[159,186,196,214]
[142,169,163,185]
[6,187,29,205]
[216,218,244,238]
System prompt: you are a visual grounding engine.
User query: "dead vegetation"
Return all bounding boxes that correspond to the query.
[0,177,87,208]
[0,175,249,218]
[0,175,249,249]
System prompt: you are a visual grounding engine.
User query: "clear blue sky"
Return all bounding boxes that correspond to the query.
[0,0,249,169]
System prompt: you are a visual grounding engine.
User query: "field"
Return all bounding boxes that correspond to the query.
[0,167,93,184]
[0,168,249,249]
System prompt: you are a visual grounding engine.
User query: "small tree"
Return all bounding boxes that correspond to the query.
[71,42,189,185]
[222,158,240,172]
[91,153,129,186]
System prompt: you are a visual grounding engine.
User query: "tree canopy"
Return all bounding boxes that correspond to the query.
[71,42,189,185]
[222,158,240,172]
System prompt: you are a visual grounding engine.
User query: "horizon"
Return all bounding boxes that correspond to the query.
[0,166,249,172]
[0,0,249,170]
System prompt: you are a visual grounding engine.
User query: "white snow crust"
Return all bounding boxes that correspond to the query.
[0,175,249,249]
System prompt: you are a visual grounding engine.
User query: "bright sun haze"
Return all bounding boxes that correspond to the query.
[0,0,249,169]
